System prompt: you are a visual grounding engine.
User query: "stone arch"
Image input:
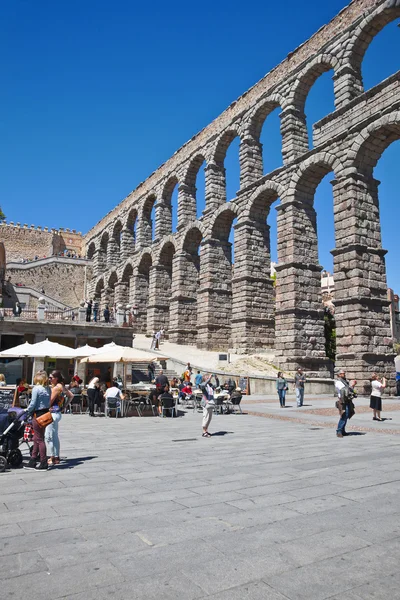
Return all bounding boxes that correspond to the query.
[348,3,400,97]
[86,242,95,260]
[205,128,241,209]
[168,226,203,345]
[94,276,104,299]
[120,208,137,261]
[182,226,203,256]
[182,154,207,221]
[158,175,179,235]
[288,55,339,151]
[212,128,241,165]
[147,240,176,334]
[197,204,240,349]
[100,231,109,253]
[157,239,176,269]
[246,94,285,140]
[98,231,109,272]
[139,194,157,247]
[209,202,240,241]
[241,95,285,182]
[350,111,400,178]
[245,180,285,220]
[290,55,339,110]
[289,152,344,204]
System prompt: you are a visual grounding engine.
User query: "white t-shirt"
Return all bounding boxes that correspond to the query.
[334,380,345,398]
[371,380,383,398]
[105,386,121,399]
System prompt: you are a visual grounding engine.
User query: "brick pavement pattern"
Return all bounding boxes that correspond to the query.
[82,0,400,392]
[1,410,400,599]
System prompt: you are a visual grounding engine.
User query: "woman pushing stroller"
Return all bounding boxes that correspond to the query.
[24,371,51,471]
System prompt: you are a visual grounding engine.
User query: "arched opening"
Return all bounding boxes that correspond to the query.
[124,208,137,256]
[136,253,152,333]
[214,131,241,206]
[362,19,400,90]
[349,7,400,97]
[251,101,283,176]
[374,140,400,295]
[313,171,336,362]
[304,68,335,148]
[121,263,133,308]
[277,160,339,370]
[106,271,118,314]
[185,155,206,220]
[153,241,176,331]
[224,137,240,202]
[142,195,157,246]
[111,220,123,267]
[99,232,108,272]
[197,208,237,348]
[94,278,104,307]
[171,227,202,343]
[236,187,280,350]
[87,242,95,260]
[259,108,283,175]
[162,176,179,234]
[354,119,400,299]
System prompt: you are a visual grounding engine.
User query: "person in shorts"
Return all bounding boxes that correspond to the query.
[370,373,386,421]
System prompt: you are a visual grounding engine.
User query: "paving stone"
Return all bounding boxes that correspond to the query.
[0,551,48,579]
[2,408,400,599]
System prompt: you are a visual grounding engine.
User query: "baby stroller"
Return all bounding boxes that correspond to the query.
[0,407,30,472]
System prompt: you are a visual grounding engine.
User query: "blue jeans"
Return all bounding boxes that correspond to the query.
[45,412,62,457]
[337,404,349,435]
[278,389,286,407]
[295,388,304,407]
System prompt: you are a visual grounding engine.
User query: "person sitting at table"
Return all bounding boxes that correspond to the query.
[104,384,124,416]
[155,370,169,396]
[170,376,179,389]
[0,374,6,386]
[179,382,193,402]
[159,384,175,418]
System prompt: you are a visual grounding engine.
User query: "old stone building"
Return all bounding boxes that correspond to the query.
[0,222,84,262]
[79,0,399,389]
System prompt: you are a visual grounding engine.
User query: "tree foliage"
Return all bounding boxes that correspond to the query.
[0,206,5,221]
[324,308,336,362]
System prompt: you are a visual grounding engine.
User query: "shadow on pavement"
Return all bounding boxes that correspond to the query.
[211,431,234,437]
[55,455,98,470]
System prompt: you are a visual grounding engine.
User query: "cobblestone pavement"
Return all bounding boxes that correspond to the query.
[1,407,400,599]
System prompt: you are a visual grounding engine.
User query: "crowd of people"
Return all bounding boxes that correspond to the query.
[274,366,390,438]
[84,299,112,323]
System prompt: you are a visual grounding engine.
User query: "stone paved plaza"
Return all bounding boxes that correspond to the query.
[1,404,400,600]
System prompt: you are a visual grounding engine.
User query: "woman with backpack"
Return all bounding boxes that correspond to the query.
[45,370,73,467]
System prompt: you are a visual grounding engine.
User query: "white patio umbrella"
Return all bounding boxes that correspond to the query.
[80,346,167,363]
[80,346,168,387]
[27,339,76,359]
[0,341,33,358]
[72,345,104,358]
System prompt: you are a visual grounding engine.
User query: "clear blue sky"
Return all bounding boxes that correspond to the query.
[0,1,399,290]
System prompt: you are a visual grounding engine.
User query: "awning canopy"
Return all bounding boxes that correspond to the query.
[0,341,33,358]
[80,345,168,364]
[72,345,105,358]
[0,339,76,359]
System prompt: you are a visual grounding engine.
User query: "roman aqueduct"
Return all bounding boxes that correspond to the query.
[85,0,400,387]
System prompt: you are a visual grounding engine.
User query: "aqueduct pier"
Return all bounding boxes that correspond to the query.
[84,0,400,391]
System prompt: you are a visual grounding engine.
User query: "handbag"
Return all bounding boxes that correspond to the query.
[23,423,34,441]
[35,411,53,428]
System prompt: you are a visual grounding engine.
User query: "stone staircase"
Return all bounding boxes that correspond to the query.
[131,360,180,384]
